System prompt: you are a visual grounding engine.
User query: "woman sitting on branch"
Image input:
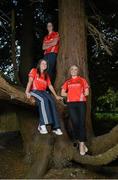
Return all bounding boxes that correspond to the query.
[25,59,63,135]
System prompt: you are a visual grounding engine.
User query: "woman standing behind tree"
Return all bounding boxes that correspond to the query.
[42,22,60,84]
[61,65,89,155]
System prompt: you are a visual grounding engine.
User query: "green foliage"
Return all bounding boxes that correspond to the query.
[97,88,118,111]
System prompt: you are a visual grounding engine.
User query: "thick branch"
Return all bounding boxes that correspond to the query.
[0,74,34,106]
[90,125,118,154]
[72,143,118,165]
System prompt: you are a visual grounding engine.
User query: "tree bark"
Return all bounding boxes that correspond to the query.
[0,74,33,106]
[0,0,118,178]
[55,0,93,138]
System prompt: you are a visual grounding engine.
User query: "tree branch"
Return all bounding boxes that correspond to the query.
[72,143,118,165]
[0,74,34,106]
[87,21,112,56]
[90,125,118,154]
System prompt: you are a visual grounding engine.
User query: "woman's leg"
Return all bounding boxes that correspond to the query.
[68,102,87,155]
[43,53,57,84]
[77,102,87,155]
[77,102,86,142]
[43,91,61,130]
[67,102,80,141]
[30,90,53,126]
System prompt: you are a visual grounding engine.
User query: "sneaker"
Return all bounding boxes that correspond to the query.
[52,129,63,135]
[84,145,88,153]
[79,143,86,156]
[38,125,48,134]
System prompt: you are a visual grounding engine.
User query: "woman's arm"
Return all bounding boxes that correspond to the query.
[61,89,67,97]
[42,43,51,50]
[48,84,63,100]
[25,77,33,99]
[42,38,59,50]
[84,88,89,96]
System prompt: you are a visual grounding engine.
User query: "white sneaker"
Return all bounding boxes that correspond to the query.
[52,129,63,135]
[84,146,88,153]
[79,144,87,156]
[38,125,48,134]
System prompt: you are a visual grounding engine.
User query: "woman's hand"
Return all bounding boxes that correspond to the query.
[25,92,31,99]
[84,89,89,96]
[25,77,33,99]
[55,95,63,101]
[30,96,36,104]
[49,85,63,101]
[25,92,36,104]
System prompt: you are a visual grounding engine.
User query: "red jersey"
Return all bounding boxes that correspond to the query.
[28,68,51,91]
[62,76,89,102]
[43,31,60,55]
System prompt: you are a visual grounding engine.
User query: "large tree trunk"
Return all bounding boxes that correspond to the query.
[55,0,93,138]
[19,0,34,86]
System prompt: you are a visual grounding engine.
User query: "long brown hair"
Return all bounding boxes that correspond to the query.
[36,59,48,80]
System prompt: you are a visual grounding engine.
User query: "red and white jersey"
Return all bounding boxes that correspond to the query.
[62,76,89,102]
[43,31,60,55]
[28,68,51,91]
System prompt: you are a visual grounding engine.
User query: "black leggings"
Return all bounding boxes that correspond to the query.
[67,102,86,142]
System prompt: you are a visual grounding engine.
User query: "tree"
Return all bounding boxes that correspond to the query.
[55,0,93,138]
[0,0,118,178]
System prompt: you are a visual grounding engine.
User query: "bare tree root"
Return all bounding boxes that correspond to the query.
[72,143,118,165]
[25,134,54,179]
[90,125,118,154]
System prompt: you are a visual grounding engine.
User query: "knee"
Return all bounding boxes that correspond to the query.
[42,97,48,104]
[36,94,48,104]
[49,97,56,105]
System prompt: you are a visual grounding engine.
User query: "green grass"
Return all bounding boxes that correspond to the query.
[95,112,118,122]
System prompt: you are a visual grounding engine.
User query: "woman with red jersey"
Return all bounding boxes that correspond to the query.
[25,59,63,135]
[42,22,60,83]
[61,65,89,155]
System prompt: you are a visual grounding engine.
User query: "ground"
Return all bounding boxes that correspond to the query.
[0,127,118,179]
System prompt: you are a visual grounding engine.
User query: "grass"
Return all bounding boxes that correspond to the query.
[95,112,118,122]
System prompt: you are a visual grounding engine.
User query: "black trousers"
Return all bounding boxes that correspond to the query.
[67,102,86,142]
[43,52,57,84]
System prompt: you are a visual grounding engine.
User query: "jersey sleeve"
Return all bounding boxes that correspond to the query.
[62,81,68,91]
[47,75,51,87]
[55,32,60,41]
[82,79,89,90]
[28,68,37,79]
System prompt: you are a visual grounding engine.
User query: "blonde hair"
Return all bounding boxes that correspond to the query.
[68,65,79,77]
